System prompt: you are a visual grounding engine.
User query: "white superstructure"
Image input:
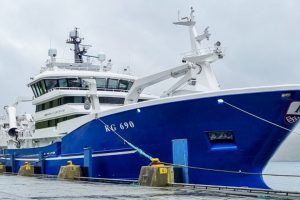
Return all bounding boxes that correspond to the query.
[0,8,224,149]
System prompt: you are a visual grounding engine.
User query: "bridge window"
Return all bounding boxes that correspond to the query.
[68,78,81,87]
[58,79,68,87]
[35,84,41,96]
[45,79,58,91]
[107,79,119,89]
[32,78,135,98]
[118,80,130,90]
[40,81,47,94]
[31,85,38,98]
[36,83,42,95]
[96,78,107,88]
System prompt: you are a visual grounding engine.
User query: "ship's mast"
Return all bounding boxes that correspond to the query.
[173,7,223,91]
[174,7,211,54]
[66,27,87,63]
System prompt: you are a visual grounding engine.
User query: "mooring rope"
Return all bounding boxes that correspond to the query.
[160,161,300,178]
[97,118,153,161]
[218,99,300,135]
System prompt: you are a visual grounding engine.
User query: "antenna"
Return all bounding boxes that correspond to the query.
[66,27,87,63]
[173,7,213,53]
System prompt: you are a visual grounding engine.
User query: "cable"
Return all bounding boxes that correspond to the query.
[161,161,300,178]
[219,99,300,135]
[97,118,153,161]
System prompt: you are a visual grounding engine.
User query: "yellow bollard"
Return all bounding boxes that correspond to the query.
[138,158,174,187]
[25,162,31,171]
[67,160,73,166]
[150,158,164,167]
[18,162,34,176]
[58,160,81,180]
[0,162,6,173]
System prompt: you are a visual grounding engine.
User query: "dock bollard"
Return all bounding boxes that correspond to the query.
[18,162,34,176]
[58,161,81,180]
[0,162,6,173]
[138,158,174,187]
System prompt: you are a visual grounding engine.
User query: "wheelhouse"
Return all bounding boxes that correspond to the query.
[30,77,134,98]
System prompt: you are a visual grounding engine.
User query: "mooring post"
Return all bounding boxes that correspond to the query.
[84,147,93,177]
[39,152,44,174]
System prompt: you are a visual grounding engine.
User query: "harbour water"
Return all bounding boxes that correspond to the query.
[0,162,299,200]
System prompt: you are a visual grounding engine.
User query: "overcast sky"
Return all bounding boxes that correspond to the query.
[1,0,300,113]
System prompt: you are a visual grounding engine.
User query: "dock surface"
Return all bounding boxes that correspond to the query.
[0,174,262,200]
[2,174,300,200]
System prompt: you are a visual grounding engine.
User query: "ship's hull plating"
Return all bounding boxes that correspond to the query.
[2,87,300,188]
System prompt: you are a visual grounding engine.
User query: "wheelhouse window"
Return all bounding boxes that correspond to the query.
[118,79,130,90]
[67,78,81,87]
[58,79,68,87]
[35,84,41,96]
[32,77,134,99]
[36,82,43,95]
[31,85,38,98]
[96,78,107,88]
[40,81,47,94]
[45,79,58,91]
[107,78,119,89]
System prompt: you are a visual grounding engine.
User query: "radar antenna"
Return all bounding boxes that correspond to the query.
[66,27,87,63]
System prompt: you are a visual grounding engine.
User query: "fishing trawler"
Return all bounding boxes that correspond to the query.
[1,8,300,188]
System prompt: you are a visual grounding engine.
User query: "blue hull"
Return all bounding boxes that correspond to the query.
[2,89,300,188]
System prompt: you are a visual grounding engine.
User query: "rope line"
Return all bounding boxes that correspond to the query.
[221,99,300,135]
[97,118,153,161]
[161,162,300,178]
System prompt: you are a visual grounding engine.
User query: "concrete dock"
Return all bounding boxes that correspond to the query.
[2,174,300,200]
[0,174,261,200]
